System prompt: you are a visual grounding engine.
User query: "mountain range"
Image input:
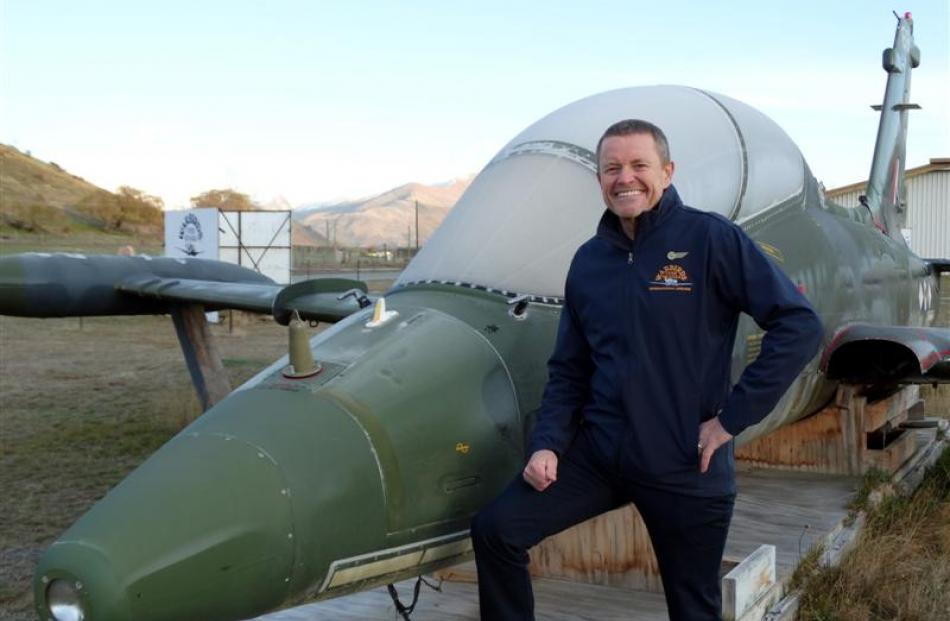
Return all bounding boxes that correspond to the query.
[294,176,473,248]
[0,143,472,247]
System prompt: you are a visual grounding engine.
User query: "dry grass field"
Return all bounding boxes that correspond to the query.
[0,313,293,619]
[0,232,164,257]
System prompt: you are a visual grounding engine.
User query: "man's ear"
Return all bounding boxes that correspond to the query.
[663,161,675,187]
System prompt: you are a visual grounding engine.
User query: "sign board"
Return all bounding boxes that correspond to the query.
[164,208,220,259]
[164,208,221,321]
[219,211,292,285]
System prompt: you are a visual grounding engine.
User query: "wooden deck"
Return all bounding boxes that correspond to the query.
[254,468,859,620]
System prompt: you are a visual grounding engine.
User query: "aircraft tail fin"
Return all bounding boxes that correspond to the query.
[861,12,921,244]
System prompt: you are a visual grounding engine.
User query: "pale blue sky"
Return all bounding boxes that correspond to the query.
[2,1,947,208]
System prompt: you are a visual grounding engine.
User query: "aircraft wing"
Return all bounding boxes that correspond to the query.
[821,323,950,384]
[117,274,374,324]
[0,253,373,325]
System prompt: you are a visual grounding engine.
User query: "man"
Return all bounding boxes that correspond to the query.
[471,119,823,620]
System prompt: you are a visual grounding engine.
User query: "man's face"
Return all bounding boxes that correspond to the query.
[597,133,674,221]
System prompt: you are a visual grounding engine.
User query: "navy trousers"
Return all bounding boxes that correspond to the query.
[471,432,735,621]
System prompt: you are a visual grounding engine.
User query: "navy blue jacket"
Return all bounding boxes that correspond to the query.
[528,186,823,496]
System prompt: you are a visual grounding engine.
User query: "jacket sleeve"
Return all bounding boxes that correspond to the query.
[714,225,824,436]
[527,284,593,457]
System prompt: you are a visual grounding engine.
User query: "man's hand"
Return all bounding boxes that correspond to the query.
[523,449,558,491]
[698,417,734,473]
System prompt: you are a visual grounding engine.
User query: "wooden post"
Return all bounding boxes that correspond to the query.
[722,544,776,621]
[171,304,232,411]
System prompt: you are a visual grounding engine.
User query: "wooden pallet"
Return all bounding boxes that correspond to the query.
[736,385,921,476]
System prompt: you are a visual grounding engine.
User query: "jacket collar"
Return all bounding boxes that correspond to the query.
[597,185,683,248]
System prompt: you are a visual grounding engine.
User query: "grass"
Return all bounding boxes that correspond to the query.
[0,231,164,256]
[0,314,290,619]
[796,446,950,621]
[845,467,892,516]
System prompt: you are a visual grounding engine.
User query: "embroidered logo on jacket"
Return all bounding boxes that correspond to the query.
[666,250,689,260]
[649,264,693,292]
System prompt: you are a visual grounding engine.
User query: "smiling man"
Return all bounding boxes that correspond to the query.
[471,119,823,620]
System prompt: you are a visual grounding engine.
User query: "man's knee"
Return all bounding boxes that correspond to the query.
[471,503,504,550]
[471,496,535,558]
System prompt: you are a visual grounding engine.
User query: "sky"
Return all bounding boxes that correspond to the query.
[1,0,948,210]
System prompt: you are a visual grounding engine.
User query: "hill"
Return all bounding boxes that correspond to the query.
[291,223,330,247]
[0,144,162,237]
[295,176,472,248]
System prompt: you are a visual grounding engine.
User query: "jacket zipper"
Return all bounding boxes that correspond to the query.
[614,245,635,472]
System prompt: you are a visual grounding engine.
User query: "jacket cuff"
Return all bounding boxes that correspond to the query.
[717,408,745,437]
[527,437,561,458]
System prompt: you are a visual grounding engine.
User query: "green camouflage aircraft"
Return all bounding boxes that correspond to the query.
[1,12,947,621]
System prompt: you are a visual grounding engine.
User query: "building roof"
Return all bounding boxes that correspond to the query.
[827,158,950,196]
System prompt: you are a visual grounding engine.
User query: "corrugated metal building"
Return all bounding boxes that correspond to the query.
[826,158,949,258]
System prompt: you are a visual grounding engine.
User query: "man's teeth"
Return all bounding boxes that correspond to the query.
[616,189,643,197]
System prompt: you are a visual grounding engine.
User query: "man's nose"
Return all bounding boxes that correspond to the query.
[618,165,636,184]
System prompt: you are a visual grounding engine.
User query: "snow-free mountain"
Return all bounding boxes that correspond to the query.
[294,176,472,248]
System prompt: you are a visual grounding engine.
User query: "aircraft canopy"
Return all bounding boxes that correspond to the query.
[397,85,806,298]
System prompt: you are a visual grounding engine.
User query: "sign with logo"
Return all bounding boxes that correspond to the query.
[164,208,221,321]
[165,208,219,260]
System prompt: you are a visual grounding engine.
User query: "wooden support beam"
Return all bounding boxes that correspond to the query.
[171,304,232,411]
[736,385,919,476]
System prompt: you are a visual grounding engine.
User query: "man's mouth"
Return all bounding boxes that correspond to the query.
[614,189,644,198]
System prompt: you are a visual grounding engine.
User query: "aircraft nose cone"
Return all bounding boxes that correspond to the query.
[34,431,295,621]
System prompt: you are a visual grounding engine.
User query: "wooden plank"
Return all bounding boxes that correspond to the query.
[736,400,860,475]
[737,385,923,476]
[722,544,776,621]
[528,502,663,592]
[863,386,919,432]
[763,591,800,621]
[906,400,926,421]
[864,428,917,473]
[171,304,232,411]
[819,513,865,567]
[726,470,855,574]
[834,384,857,409]
[893,429,945,494]
[736,581,786,621]
[255,574,670,620]
[435,560,478,584]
